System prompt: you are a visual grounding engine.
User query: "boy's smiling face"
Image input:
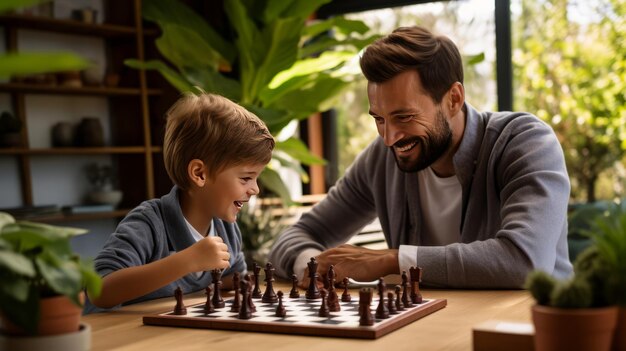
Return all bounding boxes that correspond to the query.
[202,162,265,223]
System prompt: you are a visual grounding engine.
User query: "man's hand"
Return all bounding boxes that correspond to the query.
[298,244,399,289]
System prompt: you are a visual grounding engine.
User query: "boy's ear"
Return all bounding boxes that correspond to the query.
[188,159,207,187]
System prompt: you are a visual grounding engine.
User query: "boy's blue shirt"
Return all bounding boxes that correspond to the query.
[83,185,247,314]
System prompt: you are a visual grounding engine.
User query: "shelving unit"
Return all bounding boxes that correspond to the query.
[0,0,175,223]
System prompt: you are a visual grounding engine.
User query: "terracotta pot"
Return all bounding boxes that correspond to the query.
[532,304,618,351]
[3,295,82,336]
[614,307,626,351]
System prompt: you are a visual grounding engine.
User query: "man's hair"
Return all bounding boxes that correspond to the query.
[360,26,463,103]
[163,93,275,190]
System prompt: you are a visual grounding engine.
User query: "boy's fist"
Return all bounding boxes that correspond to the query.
[186,236,230,272]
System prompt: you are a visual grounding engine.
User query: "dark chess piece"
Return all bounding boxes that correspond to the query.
[173,286,187,315]
[289,274,300,298]
[204,286,214,313]
[341,277,352,302]
[327,266,340,312]
[318,288,330,317]
[409,266,423,304]
[305,257,321,299]
[322,273,329,290]
[275,291,287,317]
[252,262,263,298]
[387,292,398,315]
[262,262,278,303]
[401,270,412,308]
[238,279,252,319]
[211,269,225,308]
[245,274,256,312]
[358,288,374,326]
[230,272,241,312]
[375,277,389,319]
[395,285,405,311]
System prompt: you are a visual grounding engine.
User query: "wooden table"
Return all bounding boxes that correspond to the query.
[82,284,533,351]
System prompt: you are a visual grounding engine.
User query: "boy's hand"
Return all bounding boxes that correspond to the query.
[186,236,231,272]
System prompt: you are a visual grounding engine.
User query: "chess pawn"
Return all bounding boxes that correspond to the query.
[318,288,330,317]
[252,262,263,298]
[358,288,374,326]
[173,286,187,315]
[387,292,398,315]
[289,274,300,298]
[395,285,405,311]
[204,286,215,314]
[341,277,352,302]
[305,257,321,299]
[275,291,287,317]
[401,270,412,308]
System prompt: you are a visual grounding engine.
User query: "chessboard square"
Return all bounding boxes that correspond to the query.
[253,316,282,322]
[331,315,359,322]
[284,316,326,324]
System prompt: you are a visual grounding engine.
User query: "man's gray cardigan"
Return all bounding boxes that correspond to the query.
[269,103,573,288]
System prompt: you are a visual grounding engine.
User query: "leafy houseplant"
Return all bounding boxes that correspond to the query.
[84,163,123,207]
[525,202,626,351]
[126,0,379,203]
[0,212,102,336]
[236,198,287,267]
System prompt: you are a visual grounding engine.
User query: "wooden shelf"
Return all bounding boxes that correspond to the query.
[0,147,148,155]
[0,83,162,96]
[0,14,145,37]
[22,208,131,223]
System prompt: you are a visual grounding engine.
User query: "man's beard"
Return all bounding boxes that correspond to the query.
[392,108,453,173]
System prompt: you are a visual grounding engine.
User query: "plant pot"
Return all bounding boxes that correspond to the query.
[0,322,91,351]
[614,307,626,351]
[532,304,618,351]
[87,189,123,207]
[2,295,83,336]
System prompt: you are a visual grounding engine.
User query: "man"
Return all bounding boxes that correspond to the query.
[268,26,572,288]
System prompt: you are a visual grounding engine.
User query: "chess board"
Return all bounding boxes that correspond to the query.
[143,296,447,339]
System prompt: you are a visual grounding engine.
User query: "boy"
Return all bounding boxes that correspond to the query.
[86,93,275,312]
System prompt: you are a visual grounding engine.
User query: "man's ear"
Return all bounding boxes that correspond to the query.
[446,82,465,116]
[188,159,207,187]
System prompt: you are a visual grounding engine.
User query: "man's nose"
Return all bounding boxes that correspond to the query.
[382,122,402,147]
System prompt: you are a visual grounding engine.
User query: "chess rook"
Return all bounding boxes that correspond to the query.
[358,288,374,326]
[409,266,423,304]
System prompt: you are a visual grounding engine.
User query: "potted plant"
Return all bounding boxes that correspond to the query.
[525,201,626,351]
[125,0,380,204]
[0,212,101,349]
[84,163,123,207]
[236,198,287,267]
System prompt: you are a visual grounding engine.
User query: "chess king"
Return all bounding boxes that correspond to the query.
[84,93,275,312]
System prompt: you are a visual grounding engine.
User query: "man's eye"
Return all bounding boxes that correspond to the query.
[373,117,384,124]
[398,115,413,121]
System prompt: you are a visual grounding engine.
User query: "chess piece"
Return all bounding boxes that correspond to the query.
[409,266,423,304]
[275,291,287,317]
[262,262,278,303]
[238,279,252,319]
[322,273,329,290]
[245,274,256,312]
[211,269,225,308]
[173,286,186,315]
[341,277,352,302]
[401,270,412,308]
[230,272,241,312]
[318,288,330,317]
[305,257,321,299]
[387,292,398,315]
[327,266,340,312]
[394,285,405,311]
[173,286,187,315]
[204,286,215,313]
[359,288,374,326]
[289,274,300,298]
[252,262,262,298]
[375,277,389,319]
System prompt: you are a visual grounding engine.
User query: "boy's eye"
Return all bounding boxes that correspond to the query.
[241,177,252,182]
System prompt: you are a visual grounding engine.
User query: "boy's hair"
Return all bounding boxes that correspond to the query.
[359,26,463,104]
[163,93,275,190]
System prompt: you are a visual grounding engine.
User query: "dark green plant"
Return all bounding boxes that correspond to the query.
[237,201,287,265]
[525,270,556,306]
[0,212,102,335]
[550,278,592,309]
[126,0,379,204]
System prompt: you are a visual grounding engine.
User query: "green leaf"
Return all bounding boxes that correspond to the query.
[268,51,354,89]
[156,23,230,72]
[259,167,294,205]
[299,35,380,59]
[0,212,15,232]
[280,0,333,19]
[272,150,309,183]
[466,52,485,65]
[276,137,326,166]
[182,68,242,101]
[79,259,102,300]
[0,0,49,14]
[0,53,89,79]
[303,17,370,39]
[0,274,31,302]
[270,74,350,114]
[125,59,193,93]
[0,251,36,277]
[143,0,235,63]
[35,254,82,299]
